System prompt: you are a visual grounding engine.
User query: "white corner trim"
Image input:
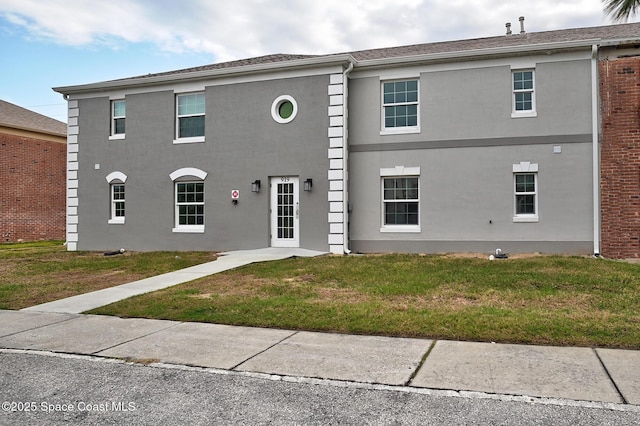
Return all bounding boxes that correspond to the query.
[106,171,128,183]
[512,162,538,173]
[170,167,208,181]
[380,166,421,176]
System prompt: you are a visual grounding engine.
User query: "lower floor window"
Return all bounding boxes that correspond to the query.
[111,184,125,219]
[383,177,419,225]
[176,182,204,226]
[514,172,537,218]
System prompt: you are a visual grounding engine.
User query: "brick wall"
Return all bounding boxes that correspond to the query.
[0,133,66,242]
[600,55,640,258]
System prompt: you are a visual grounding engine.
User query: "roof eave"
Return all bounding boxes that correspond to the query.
[53,54,357,96]
[354,39,604,69]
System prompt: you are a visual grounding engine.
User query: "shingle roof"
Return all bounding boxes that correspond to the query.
[0,99,67,137]
[347,22,640,61]
[134,22,640,79]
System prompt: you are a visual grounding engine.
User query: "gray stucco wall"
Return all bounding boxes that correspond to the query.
[348,60,593,146]
[347,57,594,254]
[76,75,331,251]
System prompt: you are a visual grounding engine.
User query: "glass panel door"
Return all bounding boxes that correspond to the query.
[271,177,299,247]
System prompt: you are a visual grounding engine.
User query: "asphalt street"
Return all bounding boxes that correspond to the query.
[1,351,638,425]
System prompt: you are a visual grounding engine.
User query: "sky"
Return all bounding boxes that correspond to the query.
[0,0,637,123]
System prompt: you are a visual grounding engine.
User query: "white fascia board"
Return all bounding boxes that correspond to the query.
[54,55,356,96]
[354,39,601,70]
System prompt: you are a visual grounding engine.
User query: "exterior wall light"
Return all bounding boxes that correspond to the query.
[251,180,261,193]
[304,178,313,192]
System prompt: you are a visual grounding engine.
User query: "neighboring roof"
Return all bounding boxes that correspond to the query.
[54,22,640,94]
[0,99,67,137]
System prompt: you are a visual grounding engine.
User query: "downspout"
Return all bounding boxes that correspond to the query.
[342,61,354,254]
[591,44,601,256]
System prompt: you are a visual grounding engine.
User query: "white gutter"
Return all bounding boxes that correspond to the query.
[355,39,603,69]
[53,55,357,95]
[342,61,354,254]
[591,44,601,256]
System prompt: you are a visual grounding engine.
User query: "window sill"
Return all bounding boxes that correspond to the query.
[511,111,537,119]
[109,134,126,140]
[513,216,539,223]
[173,136,205,145]
[380,226,421,233]
[380,127,420,136]
[108,218,125,225]
[172,226,205,233]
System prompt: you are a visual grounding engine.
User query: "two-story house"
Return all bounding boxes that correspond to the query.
[53,22,640,258]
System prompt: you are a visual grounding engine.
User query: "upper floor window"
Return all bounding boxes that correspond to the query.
[512,70,536,117]
[175,93,205,143]
[110,100,125,139]
[381,80,419,134]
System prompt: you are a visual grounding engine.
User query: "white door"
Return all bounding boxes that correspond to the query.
[271,176,299,247]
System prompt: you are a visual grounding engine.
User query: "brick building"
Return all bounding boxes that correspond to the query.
[600,48,640,259]
[1,100,67,242]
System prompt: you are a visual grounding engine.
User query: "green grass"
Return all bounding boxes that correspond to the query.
[0,241,216,310]
[89,254,640,349]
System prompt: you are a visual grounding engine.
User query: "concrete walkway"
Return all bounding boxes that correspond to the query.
[3,247,639,408]
[1,310,639,408]
[21,247,326,314]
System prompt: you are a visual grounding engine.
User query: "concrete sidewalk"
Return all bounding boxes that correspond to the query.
[1,310,639,407]
[21,248,326,314]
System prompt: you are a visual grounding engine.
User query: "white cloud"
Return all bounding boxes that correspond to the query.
[0,0,636,62]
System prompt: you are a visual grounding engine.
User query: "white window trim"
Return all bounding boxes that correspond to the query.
[110,99,126,139]
[170,168,207,233]
[513,162,539,223]
[106,172,127,225]
[511,69,537,118]
[380,79,420,135]
[380,167,421,233]
[174,92,205,144]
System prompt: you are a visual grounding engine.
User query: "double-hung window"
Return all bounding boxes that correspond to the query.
[382,80,419,133]
[175,93,205,143]
[110,184,125,223]
[106,171,127,224]
[110,100,125,139]
[175,182,205,230]
[380,166,421,232]
[512,70,536,117]
[513,162,539,222]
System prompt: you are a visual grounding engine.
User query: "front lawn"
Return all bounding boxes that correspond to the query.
[0,241,216,310]
[88,254,640,349]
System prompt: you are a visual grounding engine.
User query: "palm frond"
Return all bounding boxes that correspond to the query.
[603,0,640,22]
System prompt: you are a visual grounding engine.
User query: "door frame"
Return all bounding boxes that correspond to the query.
[270,176,300,248]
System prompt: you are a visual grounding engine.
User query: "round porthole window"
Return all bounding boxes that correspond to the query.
[271,95,298,124]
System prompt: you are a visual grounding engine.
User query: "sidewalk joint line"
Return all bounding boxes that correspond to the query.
[0,314,78,339]
[89,319,182,355]
[593,348,628,404]
[230,330,300,371]
[405,339,437,386]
